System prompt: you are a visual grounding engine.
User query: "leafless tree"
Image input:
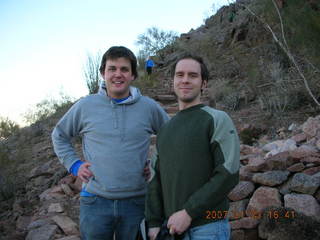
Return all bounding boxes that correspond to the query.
[84,52,102,94]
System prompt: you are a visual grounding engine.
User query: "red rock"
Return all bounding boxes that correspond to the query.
[291,133,307,143]
[265,151,295,170]
[300,156,320,165]
[240,145,262,155]
[58,175,75,185]
[230,217,260,230]
[228,181,255,201]
[289,173,319,195]
[246,187,282,217]
[289,147,319,161]
[228,199,249,220]
[287,163,305,172]
[52,215,79,235]
[316,139,320,151]
[50,186,64,194]
[70,177,82,193]
[240,166,254,181]
[284,193,320,219]
[61,184,74,196]
[302,116,320,138]
[302,166,320,175]
[246,156,267,172]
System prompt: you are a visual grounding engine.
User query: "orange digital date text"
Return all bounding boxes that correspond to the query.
[205,210,295,220]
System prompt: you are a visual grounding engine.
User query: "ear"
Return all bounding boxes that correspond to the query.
[201,80,208,90]
[100,72,105,80]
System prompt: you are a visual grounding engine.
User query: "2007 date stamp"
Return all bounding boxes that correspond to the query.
[205,210,296,220]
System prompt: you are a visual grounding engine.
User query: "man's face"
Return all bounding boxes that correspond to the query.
[102,57,134,99]
[173,58,206,104]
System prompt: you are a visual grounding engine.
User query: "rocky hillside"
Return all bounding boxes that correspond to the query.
[147,0,320,131]
[1,100,320,239]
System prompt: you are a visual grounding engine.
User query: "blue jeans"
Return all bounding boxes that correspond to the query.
[182,219,230,240]
[80,195,145,240]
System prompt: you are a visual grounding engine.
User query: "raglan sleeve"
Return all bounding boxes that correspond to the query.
[183,111,240,219]
[51,100,84,172]
[145,150,165,228]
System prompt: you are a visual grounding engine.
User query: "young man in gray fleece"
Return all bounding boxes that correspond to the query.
[52,46,169,240]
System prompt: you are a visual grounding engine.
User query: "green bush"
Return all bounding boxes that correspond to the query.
[0,172,15,201]
[0,117,19,139]
[24,93,74,125]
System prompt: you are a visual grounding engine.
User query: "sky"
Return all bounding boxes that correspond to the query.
[0,0,231,125]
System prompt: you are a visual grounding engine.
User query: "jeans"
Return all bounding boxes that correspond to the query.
[182,219,230,240]
[80,195,145,240]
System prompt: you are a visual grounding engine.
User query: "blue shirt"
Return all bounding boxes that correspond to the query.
[146,59,154,68]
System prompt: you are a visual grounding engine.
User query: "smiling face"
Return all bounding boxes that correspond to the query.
[173,58,207,109]
[102,57,134,99]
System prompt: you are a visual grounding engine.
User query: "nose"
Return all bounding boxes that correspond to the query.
[181,76,190,84]
[114,69,122,77]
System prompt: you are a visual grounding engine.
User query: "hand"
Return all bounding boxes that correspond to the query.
[148,227,160,240]
[167,209,192,235]
[143,160,151,181]
[78,162,93,183]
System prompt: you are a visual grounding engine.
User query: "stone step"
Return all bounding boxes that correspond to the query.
[164,106,179,114]
[154,94,176,104]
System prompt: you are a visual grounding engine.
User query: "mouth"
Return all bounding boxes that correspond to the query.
[179,87,192,92]
[112,80,125,87]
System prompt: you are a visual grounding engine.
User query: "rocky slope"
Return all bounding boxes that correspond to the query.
[1,102,320,240]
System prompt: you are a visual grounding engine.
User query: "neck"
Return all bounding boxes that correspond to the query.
[178,98,201,110]
[106,90,130,99]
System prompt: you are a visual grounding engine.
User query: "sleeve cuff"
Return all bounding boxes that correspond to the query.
[69,160,83,176]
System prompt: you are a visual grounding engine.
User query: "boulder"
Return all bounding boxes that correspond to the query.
[284,193,320,219]
[228,181,255,201]
[246,187,282,217]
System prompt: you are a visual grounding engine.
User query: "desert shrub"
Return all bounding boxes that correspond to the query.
[0,117,19,139]
[24,93,74,125]
[0,145,15,201]
[209,78,241,110]
[258,62,317,114]
[0,172,15,201]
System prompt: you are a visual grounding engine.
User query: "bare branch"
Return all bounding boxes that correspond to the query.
[237,1,320,107]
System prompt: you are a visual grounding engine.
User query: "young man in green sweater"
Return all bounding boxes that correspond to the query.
[146,53,240,240]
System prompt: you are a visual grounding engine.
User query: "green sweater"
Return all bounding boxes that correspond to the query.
[146,104,240,228]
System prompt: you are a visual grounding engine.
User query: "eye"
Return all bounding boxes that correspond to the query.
[190,73,198,78]
[175,72,184,77]
[121,67,130,72]
[108,67,116,72]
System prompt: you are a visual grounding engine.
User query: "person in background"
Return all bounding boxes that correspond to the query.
[52,46,169,240]
[146,53,240,240]
[145,57,155,76]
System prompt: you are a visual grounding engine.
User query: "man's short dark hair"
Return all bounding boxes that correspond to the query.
[171,53,209,81]
[99,46,138,79]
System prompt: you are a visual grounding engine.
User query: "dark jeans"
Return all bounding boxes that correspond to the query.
[146,67,152,75]
[182,219,230,240]
[80,195,145,240]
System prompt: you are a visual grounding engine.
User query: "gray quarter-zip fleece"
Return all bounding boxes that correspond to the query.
[52,83,169,199]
